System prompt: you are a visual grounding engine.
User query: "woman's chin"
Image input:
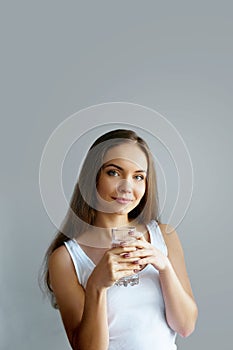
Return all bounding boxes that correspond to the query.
[97,200,134,215]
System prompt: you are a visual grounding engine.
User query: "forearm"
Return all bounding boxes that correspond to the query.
[72,279,109,350]
[159,261,198,337]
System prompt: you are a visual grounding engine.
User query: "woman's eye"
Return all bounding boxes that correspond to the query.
[107,170,119,177]
[135,174,144,181]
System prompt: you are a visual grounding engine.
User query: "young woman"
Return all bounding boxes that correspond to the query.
[41,129,198,350]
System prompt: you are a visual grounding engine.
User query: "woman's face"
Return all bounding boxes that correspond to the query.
[96,142,148,215]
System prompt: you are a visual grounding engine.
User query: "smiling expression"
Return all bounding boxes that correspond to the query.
[96,142,148,215]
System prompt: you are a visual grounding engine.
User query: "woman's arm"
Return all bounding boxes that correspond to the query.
[73,279,109,350]
[49,244,138,350]
[49,246,109,350]
[158,224,198,337]
[124,225,198,337]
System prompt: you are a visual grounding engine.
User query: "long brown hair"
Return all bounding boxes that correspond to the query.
[39,129,160,306]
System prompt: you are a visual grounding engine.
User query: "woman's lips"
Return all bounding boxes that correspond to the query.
[112,197,133,204]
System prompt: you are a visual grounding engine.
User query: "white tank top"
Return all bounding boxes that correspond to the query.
[64,220,177,350]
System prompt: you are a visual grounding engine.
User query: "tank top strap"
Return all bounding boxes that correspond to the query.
[146,220,168,256]
[64,239,94,287]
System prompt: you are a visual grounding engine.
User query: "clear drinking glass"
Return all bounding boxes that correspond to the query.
[112,226,139,287]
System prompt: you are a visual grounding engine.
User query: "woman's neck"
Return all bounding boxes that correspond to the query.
[76,214,131,249]
[94,212,130,229]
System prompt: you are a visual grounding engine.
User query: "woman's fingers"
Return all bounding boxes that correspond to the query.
[113,269,140,282]
[130,249,154,258]
[115,261,140,271]
[106,235,169,278]
[110,245,137,255]
[122,239,149,250]
[105,241,165,283]
[107,256,140,282]
[128,230,145,240]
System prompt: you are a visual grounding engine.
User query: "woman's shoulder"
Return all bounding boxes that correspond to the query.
[158,223,179,239]
[158,223,184,258]
[49,244,82,291]
[159,223,175,235]
[49,244,73,271]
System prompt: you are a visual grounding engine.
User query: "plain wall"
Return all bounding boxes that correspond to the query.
[1,1,232,349]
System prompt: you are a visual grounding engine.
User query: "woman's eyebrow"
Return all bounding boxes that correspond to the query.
[103,163,147,173]
[103,163,123,170]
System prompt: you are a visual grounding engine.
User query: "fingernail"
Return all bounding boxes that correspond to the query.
[133,260,139,264]
[128,231,134,235]
[134,269,139,273]
[123,253,130,258]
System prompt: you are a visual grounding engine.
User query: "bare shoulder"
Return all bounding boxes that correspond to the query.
[159,223,184,258]
[48,244,81,290]
[49,245,72,270]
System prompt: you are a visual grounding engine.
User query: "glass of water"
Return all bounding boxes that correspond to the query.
[112,226,139,287]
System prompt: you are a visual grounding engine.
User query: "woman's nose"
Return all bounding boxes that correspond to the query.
[116,179,132,194]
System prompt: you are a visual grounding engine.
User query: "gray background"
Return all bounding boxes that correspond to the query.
[1,1,232,349]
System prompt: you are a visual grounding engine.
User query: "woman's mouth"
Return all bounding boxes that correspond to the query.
[112,197,133,204]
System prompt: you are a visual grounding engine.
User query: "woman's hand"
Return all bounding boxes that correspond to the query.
[89,245,140,290]
[122,232,171,273]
